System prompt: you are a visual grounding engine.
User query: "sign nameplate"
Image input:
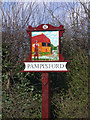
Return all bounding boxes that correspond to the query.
[24,62,67,71]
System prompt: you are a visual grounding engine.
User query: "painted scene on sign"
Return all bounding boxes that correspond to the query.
[32,31,59,61]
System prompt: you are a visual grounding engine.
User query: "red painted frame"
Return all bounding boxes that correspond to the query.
[26,24,65,61]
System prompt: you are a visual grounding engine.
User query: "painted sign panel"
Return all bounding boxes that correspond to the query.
[31,31,59,61]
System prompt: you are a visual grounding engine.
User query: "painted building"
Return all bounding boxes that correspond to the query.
[32,33,51,53]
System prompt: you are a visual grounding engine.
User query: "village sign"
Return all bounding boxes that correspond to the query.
[21,24,70,119]
[21,24,70,72]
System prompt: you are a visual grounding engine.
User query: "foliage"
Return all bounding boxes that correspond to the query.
[2,42,42,118]
[51,44,58,50]
[2,1,88,119]
[51,49,88,118]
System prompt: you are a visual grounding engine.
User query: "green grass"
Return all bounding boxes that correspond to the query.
[32,52,51,56]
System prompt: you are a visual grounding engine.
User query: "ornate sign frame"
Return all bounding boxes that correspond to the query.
[21,24,70,72]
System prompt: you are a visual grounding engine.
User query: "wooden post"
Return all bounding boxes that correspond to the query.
[41,72,50,119]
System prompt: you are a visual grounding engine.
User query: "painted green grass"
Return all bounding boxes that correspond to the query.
[32,52,51,56]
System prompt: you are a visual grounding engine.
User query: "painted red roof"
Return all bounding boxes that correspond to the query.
[32,34,51,44]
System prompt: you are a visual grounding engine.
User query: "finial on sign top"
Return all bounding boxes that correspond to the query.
[43,24,48,29]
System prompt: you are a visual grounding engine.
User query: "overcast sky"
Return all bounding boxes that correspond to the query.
[2,0,89,2]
